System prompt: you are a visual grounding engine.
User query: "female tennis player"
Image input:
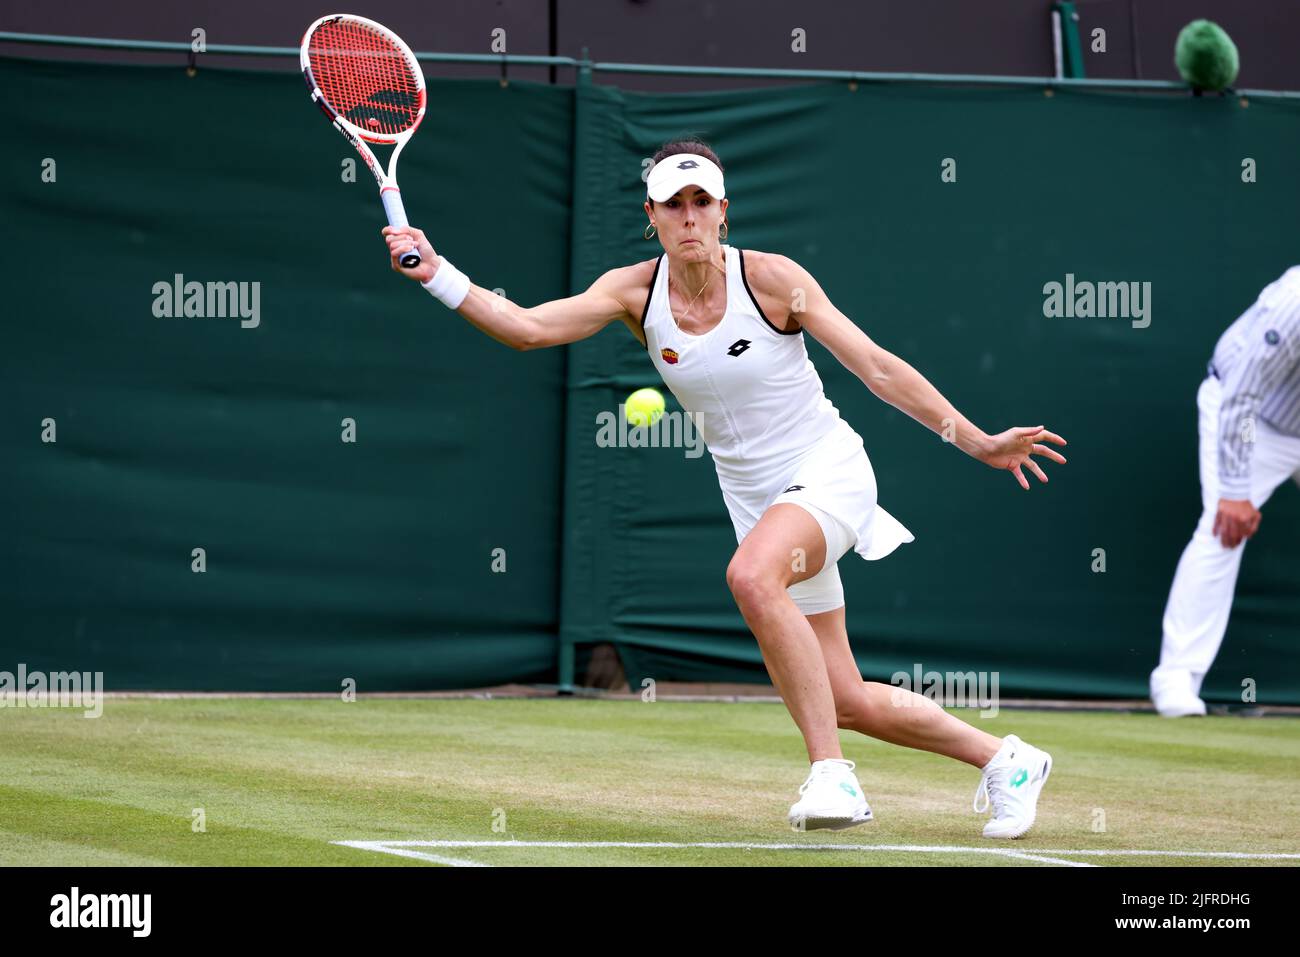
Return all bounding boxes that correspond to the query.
[382,139,1066,838]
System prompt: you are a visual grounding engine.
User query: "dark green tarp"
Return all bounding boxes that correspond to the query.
[561,76,1300,702]
[3,55,1298,700]
[2,58,572,689]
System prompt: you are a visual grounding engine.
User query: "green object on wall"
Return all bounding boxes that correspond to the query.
[1175,19,1241,92]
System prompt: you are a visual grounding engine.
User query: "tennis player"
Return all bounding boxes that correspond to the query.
[383,139,1066,838]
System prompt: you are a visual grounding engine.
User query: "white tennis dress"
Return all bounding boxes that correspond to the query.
[640,244,914,613]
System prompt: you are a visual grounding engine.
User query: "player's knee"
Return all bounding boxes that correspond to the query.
[834,688,875,730]
[725,558,783,610]
[834,701,863,730]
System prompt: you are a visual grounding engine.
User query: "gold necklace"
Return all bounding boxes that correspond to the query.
[669,251,726,332]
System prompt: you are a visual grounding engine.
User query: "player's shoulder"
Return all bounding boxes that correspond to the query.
[594,257,662,320]
[736,249,808,334]
[737,248,809,297]
[592,258,661,345]
[595,257,661,296]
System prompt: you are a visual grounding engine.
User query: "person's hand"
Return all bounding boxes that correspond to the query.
[381,225,438,283]
[976,425,1068,489]
[1213,498,1261,548]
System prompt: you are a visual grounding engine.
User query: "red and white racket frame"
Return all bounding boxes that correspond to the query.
[300,13,428,267]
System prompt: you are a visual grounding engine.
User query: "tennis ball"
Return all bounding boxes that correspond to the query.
[1174,19,1239,92]
[625,387,665,428]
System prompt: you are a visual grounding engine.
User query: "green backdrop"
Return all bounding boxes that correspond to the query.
[4,55,1298,701]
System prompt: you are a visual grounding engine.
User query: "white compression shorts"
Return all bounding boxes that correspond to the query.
[782,500,857,615]
[720,420,913,617]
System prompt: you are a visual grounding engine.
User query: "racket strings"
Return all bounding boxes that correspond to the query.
[308,19,422,136]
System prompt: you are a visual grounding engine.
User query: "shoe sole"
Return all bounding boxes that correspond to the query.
[985,753,1052,840]
[1156,704,1207,717]
[790,805,874,832]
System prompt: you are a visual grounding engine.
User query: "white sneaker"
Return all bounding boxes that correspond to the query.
[972,734,1052,839]
[1154,691,1208,717]
[1150,670,1207,717]
[788,758,873,831]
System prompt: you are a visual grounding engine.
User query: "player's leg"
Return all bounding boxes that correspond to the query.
[729,501,876,830]
[807,605,1002,766]
[726,502,838,762]
[808,606,1052,837]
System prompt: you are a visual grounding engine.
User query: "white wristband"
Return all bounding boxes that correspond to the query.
[421,256,471,310]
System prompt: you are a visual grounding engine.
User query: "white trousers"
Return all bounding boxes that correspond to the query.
[1155,375,1300,696]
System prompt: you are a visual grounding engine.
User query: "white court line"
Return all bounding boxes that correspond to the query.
[334,841,489,867]
[334,840,1096,866]
[333,839,1300,867]
[995,850,1097,867]
[1013,847,1300,860]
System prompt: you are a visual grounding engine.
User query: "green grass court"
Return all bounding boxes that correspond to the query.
[2,698,1297,867]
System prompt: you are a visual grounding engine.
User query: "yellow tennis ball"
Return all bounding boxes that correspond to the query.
[625,387,665,428]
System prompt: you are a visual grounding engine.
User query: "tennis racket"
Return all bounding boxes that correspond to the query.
[300,14,427,268]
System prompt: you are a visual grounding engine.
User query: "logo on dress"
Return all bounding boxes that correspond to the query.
[783,485,805,493]
[1265,329,1281,346]
[660,347,680,365]
[727,338,752,357]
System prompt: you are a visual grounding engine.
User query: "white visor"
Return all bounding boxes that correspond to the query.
[646,153,726,202]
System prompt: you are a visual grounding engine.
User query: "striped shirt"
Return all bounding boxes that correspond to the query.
[1208,266,1300,499]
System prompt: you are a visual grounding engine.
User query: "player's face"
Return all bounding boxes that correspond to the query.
[646,188,728,262]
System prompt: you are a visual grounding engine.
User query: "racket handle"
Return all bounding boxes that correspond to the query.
[380,187,423,269]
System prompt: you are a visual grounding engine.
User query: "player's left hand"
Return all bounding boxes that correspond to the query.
[978,425,1067,489]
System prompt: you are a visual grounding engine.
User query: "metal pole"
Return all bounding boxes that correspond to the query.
[7,29,1295,95]
[1051,11,1064,81]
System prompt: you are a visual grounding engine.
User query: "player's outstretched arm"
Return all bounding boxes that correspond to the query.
[382,226,632,350]
[766,253,1068,489]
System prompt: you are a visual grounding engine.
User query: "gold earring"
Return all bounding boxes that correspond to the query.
[644,223,657,240]
[719,221,728,241]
